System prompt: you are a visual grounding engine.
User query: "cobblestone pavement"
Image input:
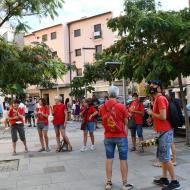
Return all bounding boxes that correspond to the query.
[0,121,189,190]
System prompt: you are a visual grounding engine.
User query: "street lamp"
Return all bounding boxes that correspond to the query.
[105,62,127,105]
[82,47,96,98]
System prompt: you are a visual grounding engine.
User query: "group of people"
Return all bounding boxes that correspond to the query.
[7,96,72,155]
[79,81,181,190]
[3,79,182,190]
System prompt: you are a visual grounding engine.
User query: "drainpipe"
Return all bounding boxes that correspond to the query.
[68,24,72,100]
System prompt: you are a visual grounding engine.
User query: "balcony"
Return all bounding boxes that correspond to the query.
[93,30,102,40]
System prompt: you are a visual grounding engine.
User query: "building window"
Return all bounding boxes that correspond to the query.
[74,29,81,37]
[75,49,81,56]
[95,45,102,53]
[76,68,82,76]
[94,24,102,39]
[51,32,57,40]
[42,34,47,42]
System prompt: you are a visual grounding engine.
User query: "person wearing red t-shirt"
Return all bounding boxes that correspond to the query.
[147,80,181,190]
[35,98,50,152]
[8,100,28,156]
[128,93,144,152]
[52,96,72,152]
[99,86,133,190]
[80,98,98,152]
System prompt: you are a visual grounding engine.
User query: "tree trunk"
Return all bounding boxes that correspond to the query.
[178,74,190,146]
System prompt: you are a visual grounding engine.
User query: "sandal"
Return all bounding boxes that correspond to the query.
[38,147,45,152]
[68,145,73,152]
[12,151,17,156]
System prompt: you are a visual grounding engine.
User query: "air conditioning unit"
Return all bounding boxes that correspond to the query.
[94,31,101,37]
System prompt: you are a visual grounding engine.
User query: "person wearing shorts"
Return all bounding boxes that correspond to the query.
[52,96,72,152]
[99,86,133,190]
[27,98,36,127]
[80,98,98,152]
[147,80,181,190]
[8,100,28,156]
[128,93,144,152]
[36,98,50,152]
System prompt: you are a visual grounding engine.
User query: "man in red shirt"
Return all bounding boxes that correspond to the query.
[8,100,28,156]
[52,96,72,152]
[99,86,133,190]
[147,80,181,190]
[128,93,144,152]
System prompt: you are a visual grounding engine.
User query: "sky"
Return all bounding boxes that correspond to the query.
[1,0,189,34]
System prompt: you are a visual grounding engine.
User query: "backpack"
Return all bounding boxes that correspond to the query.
[168,99,183,129]
[102,103,123,133]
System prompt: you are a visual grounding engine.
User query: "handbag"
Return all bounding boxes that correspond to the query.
[128,117,136,129]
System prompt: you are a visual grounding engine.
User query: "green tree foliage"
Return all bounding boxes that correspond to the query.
[0,38,66,95]
[94,0,190,144]
[0,0,64,30]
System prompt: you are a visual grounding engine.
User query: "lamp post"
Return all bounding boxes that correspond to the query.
[82,47,96,98]
[105,62,127,105]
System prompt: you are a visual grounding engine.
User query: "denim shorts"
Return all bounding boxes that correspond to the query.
[85,122,95,133]
[104,138,128,160]
[157,130,173,162]
[130,124,143,138]
[54,124,65,129]
[37,123,48,131]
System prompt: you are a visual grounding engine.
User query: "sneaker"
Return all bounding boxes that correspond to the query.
[38,147,45,152]
[90,145,96,151]
[122,182,134,190]
[162,180,182,190]
[130,147,136,152]
[153,178,169,186]
[80,146,88,152]
[46,147,50,152]
[105,181,112,190]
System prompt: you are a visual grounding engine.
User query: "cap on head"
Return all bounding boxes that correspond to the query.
[108,85,119,98]
[148,80,162,87]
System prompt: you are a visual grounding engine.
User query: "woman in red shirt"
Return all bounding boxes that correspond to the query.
[36,98,50,152]
[8,100,28,155]
[128,93,144,152]
[52,96,72,152]
[80,98,98,152]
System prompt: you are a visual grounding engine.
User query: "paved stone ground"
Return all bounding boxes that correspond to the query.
[0,121,189,190]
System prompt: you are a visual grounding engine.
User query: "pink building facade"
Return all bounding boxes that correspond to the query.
[24,12,116,105]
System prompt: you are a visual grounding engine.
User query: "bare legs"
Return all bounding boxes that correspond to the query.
[82,131,94,146]
[106,159,128,183]
[38,129,49,149]
[54,127,72,151]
